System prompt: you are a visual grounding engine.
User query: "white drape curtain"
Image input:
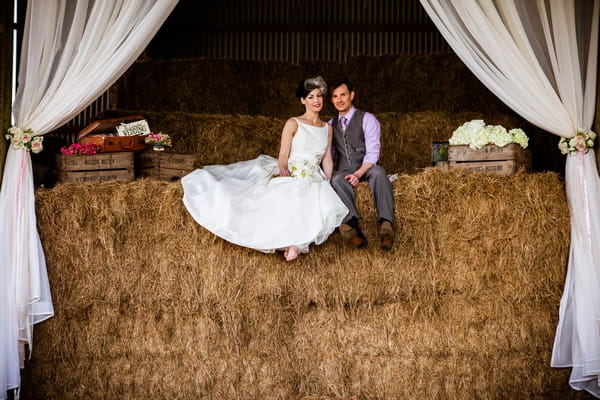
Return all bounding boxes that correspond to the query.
[0,0,178,397]
[419,0,600,396]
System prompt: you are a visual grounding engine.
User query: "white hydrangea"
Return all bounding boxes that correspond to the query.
[469,128,490,149]
[449,120,487,149]
[449,120,529,149]
[510,128,529,149]
[487,125,512,147]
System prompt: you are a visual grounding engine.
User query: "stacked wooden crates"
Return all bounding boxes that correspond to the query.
[56,115,146,183]
[135,151,195,181]
[448,143,531,175]
[56,152,135,183]
[57,151,196,183]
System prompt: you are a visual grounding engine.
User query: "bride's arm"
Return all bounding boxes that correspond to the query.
[321,124,334,180]
[278,118,297,176]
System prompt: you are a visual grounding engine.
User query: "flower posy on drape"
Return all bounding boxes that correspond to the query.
[420,0,600,396]
[0,0,178,397]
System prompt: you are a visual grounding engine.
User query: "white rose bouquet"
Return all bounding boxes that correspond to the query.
[558,129,596,155]
[5,127,43,153]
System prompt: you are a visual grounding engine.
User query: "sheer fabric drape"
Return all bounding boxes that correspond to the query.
[420,0,600,396]
[0,0,178,397]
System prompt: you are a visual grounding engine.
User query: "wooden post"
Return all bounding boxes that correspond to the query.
[0,1,14,183]
[595,41,600,174]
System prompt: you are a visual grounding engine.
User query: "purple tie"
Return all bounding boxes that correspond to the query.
[340,116,347,131]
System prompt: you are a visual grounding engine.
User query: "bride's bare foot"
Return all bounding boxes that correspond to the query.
[284,246,300,261]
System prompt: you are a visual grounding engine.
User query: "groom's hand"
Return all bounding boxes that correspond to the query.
[344,173,360,187]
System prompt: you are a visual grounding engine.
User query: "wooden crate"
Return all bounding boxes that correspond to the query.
[448,144,530,175]
[57,152,134,183]
[135,151,195,181]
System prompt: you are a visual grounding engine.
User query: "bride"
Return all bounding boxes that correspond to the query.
[181,76,348,261]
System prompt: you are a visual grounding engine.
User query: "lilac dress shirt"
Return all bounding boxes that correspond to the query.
[329,106,381,165]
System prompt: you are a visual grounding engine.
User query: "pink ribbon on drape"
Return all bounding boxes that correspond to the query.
[14,149,26,316]
[576,151,593,249]
[15,149,25,222]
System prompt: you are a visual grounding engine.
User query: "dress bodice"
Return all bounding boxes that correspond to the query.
[288,118,328,179]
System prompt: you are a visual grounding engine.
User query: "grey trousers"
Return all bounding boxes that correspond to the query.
[331,165,394,226]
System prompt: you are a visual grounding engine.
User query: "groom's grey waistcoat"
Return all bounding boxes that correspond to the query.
[332,109,367,171]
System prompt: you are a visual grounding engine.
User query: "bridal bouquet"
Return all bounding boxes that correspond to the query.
[5,126,43,153]
[558,129,596,155]
[449,120,529,150]
[290,160,318,179]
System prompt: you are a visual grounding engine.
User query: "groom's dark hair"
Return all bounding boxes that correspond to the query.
[329,76,354,95]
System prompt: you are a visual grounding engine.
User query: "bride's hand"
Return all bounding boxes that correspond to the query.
[279,168,290,177]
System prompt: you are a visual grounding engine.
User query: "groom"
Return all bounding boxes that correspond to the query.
[328,77,395,251]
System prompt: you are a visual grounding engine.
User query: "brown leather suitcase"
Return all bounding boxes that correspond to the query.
[78,115,149,153]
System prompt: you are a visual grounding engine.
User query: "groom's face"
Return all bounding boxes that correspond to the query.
[330,84,355,114]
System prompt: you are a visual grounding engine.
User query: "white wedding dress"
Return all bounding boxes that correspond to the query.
[182,118,349,253]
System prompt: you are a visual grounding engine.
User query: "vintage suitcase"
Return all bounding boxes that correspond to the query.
[78,115,150,153]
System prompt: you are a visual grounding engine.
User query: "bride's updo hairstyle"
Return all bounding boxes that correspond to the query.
[295,76,327,99]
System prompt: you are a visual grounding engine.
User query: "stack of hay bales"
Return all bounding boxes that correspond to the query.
[23,168,578,399]
[23,52,576,399]
[98,109,559,175]
[103,53,564,174]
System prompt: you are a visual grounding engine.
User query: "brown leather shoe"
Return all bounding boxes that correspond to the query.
[339,223,368,248]
[379,220,394,251]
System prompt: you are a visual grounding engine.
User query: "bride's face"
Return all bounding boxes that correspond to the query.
[301,89,323,112]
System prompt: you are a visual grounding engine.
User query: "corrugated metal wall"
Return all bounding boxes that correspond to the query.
[149,0,449,61]
[70,0,448,127]
[190,30,448,62]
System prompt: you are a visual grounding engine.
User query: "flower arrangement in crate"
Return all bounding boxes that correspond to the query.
[5,127,43,153]
[60,143,102,155]
[446,120,531,175]
[449,119,529,149]
[144,132,172,151]
[558,129,596,155]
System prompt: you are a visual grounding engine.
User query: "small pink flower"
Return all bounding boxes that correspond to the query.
[576,142,587,152]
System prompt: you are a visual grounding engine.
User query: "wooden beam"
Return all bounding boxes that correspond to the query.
[0,0,14,182]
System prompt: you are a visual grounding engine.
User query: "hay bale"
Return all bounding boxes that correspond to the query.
[291,302,566,399]
[21,168,580,399]
[110,58,310,117]
[334,53,510,115]
[110,54,510,117]
[98,110,285,167]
